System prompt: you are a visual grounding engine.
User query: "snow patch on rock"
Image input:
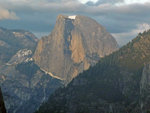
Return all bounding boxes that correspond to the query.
[68,15,76,20]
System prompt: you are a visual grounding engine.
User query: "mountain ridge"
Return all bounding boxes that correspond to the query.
[0,27,38,65]
[35,30,150,113]
[0,27,63,113]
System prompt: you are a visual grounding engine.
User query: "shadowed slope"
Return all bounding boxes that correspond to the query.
[35,30,150,113]
[0,88,6,113]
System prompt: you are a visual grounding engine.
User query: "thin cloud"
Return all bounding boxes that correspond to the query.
[0,0,150,46]
[112,23,150,46]
[0,8,19,20]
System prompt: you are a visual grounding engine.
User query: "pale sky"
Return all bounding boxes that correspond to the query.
[123,0,149,4]
[79,0,150,4]
[79,0,98,4]
[116,0,150,5]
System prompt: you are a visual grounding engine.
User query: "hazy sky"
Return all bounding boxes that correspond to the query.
[0,0,150,46]
[80,0,98,4]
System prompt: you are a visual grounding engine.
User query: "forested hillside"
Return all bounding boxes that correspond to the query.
[36,30,150,113]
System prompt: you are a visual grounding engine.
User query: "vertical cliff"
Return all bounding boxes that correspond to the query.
[0,88,6,113]
[140,64,150,113]
[34,15,118,83]
[35,30,150,113]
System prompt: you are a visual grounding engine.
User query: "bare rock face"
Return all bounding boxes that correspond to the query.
[0,28,63,113]
[0,61,63,113]
[34,15,118,83]
[35,29,150,113]
[140,64,150,113]
[0,88,6,113]
[0,49,63,113]
[7,49,33,65]
[0,28,38,65]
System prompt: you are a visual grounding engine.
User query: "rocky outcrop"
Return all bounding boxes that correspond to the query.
[0,49,63,113]
[34,15,118,83]
[140,64,150,113]
[0,28,38,65]
[7,49,33,65]
[0,27,65,113]
[0,88,6,113]
[35,30,150,113]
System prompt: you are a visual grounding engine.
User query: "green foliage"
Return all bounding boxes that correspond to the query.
[36,30,150,113]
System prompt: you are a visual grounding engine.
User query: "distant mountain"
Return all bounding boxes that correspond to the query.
[0,49,63,113]
[35,30,150,113]
[0,28,63,113]
[34,15,118,84]
[0,87,6,113]
[0,28,38,65]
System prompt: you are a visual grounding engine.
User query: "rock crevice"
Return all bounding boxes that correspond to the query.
[34,15,118,83]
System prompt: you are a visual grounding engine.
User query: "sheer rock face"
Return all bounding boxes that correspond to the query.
[0,28,63,113]
[34,15,118,83]
[140,64,150,113]
[35,30,150,113]
[0,88,6,113]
